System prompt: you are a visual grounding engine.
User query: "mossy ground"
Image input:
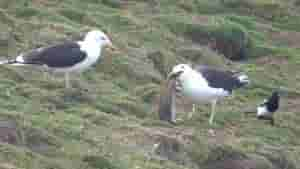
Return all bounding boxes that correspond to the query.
[0,0,299,168]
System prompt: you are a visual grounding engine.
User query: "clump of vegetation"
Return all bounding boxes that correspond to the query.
[164,16,252,60]
[0,0,299,168]
[222,0,288,20]
[83,155,126,169]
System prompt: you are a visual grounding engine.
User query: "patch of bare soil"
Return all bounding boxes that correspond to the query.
[190,15,212,26]
[0,163,17,169]
[111,123,197,166]
[205,158,272,169]
[0,118,19,145]
[282,96,300,113]
[111,120,243,167]
[268,30,300,48]
[111,114,296,169]
[0,116,60,156]
[112,124,195,150]
[25,128,60,156]
[255,55,289,66]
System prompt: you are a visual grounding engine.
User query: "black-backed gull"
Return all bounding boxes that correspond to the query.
[166,64,250,125]
[0,30,116,88]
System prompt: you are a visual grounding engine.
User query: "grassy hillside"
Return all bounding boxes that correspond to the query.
[0,0,300,168]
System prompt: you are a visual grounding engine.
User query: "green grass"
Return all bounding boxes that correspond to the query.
[0,0,299,168]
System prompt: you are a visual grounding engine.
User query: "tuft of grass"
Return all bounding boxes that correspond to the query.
[83,155,127,169]
[59,8,85,23]
[102,0,123,8]
[0,0,300,168]
[222,0,288,20]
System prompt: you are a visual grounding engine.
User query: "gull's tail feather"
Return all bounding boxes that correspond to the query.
[0,59,24,66]
[0,59,15,65]
[0,55,25,66]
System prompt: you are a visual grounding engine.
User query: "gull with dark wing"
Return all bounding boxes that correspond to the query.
[0,30,116,88]
[161,64,250,125]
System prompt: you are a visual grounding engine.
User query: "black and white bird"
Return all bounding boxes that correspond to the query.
[256,91,280,125]
[167,64,250,125]
[0,30,115,88]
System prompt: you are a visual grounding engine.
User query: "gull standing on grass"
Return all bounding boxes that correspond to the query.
[166,64,250,125]
[0,30,116,88]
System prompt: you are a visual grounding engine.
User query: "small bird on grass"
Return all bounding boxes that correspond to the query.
[256,91,280,126]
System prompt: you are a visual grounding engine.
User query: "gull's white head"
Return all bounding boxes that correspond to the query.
[84,30,115,50]
[168,64,192,79]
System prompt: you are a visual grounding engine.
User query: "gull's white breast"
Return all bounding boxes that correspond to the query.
[180,71,229,103]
